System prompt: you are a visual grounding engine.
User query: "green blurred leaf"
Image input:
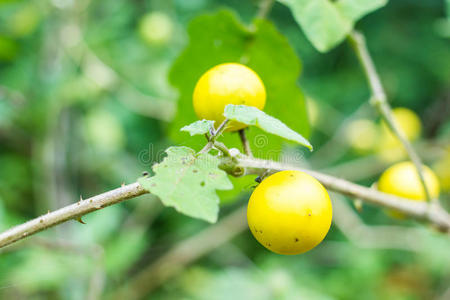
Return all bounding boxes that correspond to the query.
[278,0,351,52]
[138,146,233,223]
[278,0,388,52]
[224,105,312,150]
[0,36,18,61]
[181,119,215,136]
[335,0,388,22]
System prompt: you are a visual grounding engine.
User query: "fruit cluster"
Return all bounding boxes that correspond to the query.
[192,63,440,255]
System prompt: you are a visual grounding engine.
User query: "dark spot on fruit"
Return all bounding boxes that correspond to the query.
[295,238,299,242]
[200,181,205,186]
[308,213,312,216]
[290,174,294,178]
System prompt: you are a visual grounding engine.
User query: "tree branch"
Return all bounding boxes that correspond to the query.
[348,30,433,203]
[236,156,450,231]
[0,182,147,249]
[1,154,448,250]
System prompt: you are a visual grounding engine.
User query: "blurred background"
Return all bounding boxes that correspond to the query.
[0,0,449,299]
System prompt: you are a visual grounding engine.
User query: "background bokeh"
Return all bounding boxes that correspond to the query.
[0,0,449,299]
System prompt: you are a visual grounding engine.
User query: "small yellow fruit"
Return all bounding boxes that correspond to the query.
[377,107,422,162]
[193,63,266,131]
[381,107,422,142]
[378,162,440,216]
[432,151,450,192]
[247,170,332,255]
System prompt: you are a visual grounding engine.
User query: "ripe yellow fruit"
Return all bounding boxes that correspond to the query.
[247,170,332,255]
[377,108,422,162]
[378,161,440,205]
[432,151,450,192]
[193,63,266,131]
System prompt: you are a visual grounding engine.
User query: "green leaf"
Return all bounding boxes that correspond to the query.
[181,119,215,136]
[138,146,233,223]
[224,105,312,150]
[278,0,388,52]
[278,0,352,52]
[335,0,388,22]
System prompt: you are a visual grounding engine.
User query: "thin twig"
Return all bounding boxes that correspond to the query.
[348,30,433,203]
[238,129,253,157]
[214,118,229,137]
[0,182,147,249]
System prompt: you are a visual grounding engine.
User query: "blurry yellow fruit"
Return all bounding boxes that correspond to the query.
[247,170,332,255]
[138,12,173,45]
[432,151,450,192]
[378,162,440,218]
[193,63,266,131]
[345,119,379,153]
[377,107,422,162]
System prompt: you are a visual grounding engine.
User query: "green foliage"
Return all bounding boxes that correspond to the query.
[181,119,215,136]
[224,104,312,150]
[139,147,233,223]
[278,0,388,52]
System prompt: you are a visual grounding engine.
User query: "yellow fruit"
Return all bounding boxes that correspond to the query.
[193,63,266,131]
[378,162,440,214]
[345,119,379,153]
[432,151,450,192]
[377,107,422,162]
[247,170,332,255]
[381,107,422,142]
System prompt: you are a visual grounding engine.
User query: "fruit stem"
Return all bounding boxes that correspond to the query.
[238,129,253,157]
